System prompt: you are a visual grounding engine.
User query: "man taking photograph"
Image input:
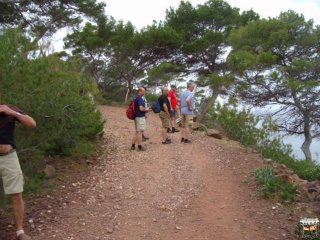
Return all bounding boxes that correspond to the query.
[0,104,36,240]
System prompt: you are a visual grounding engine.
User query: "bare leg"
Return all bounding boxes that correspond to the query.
[137,132,143,145]
[12,193,24,231]
[161,128,167,142]
[170,117,175,129]
[181,127,185,139]
[169,116,173,129]
[185,126,190,140]
[176,106,181,118]
[132,132,138,145]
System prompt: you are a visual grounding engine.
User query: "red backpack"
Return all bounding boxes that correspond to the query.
[126,99,136,120]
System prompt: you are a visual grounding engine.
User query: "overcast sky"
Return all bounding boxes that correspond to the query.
[103,0,320,29]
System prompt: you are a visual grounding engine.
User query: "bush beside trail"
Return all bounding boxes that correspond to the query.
[0,29,104,200]
[207,104,320,182]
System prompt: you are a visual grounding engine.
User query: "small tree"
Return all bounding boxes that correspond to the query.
[65,19,181,102]
[165,0,259,122]
[228,11,320,161]
[0,29,103,159]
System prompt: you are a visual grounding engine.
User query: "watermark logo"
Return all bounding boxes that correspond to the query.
[299,218,320,239]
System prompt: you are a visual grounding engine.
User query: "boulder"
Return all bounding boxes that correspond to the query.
[43,164,56,179]
[296,180,320,202]
[307,188,319,202]
[206,129,223,140]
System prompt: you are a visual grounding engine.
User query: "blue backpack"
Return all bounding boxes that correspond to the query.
[151,100,161,113]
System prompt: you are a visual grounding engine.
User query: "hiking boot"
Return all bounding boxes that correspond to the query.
[137,146,147,151]
[162,139,172,144]
[172,127,180,133]
[142,135,150,141]
[17,233,31,240]
[184,139,192,144]
[142,135,149,142]
[181,138,185,143]
[167,128,173,133]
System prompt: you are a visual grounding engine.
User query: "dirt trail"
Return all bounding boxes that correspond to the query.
[2,106,300,240]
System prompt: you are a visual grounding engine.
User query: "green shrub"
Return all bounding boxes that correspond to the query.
[145,93,159,103]
[101,84,128,104]
[208,103,320,181]
[255,166,297,202]
[259,140,320,181]
[0,29,104,200]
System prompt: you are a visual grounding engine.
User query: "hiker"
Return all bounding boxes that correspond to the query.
[158,87,172,144]
[180,82,195,143]
[167,85,180,133]
[131,87,149,151]
[0,104,36,240]
[141,86,150,142]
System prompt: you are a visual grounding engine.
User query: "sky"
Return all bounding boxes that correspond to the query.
[103,0,320,29]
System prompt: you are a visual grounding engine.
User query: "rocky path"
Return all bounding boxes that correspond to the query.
[1,106,300,240]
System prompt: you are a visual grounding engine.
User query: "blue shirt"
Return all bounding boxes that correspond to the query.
[134,96,146,118]
[180,90,194,115]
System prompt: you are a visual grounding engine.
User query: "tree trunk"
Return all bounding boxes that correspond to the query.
[301,135,312,161]
[124,88,130,104]
[301,120,313,161]
[197,87,220,123]
[124,80,133,103]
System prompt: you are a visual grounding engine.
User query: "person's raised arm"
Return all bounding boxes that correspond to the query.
[0,105,36,128]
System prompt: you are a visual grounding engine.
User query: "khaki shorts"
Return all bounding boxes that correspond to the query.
[134,117,146,132]
[159,111,170,128]
[181,114,193,128]
[0,151,24,195]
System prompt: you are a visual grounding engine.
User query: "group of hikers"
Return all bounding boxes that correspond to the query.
[131,82,195,151]
[0,82,194,240]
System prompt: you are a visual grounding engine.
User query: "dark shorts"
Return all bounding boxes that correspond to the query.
[170,109,176,118]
